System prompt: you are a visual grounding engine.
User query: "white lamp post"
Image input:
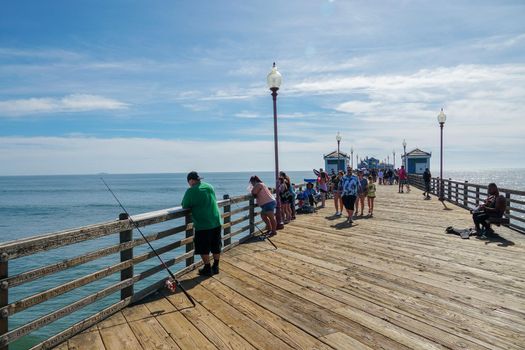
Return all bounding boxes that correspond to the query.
[402,139,407,170]
[437,108,447,201]
[393,148,396,168]
[350,146,354,168]
[336,132,342,172]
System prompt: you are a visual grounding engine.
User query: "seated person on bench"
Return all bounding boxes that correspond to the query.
[472,183,506,235]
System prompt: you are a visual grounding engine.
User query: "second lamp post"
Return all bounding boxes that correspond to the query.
[336,132,342,172]
[437,108,447,201]
[267,63,284,229]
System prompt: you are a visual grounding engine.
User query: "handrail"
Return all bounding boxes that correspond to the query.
[408,174,525,234]
[0,190,268,350]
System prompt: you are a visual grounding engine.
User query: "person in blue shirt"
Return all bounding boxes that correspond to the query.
[340,167,359,224]
[356,170,368,216]
[303,182,317,207]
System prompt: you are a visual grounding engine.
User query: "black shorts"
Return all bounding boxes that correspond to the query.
[194,226,222,255]
[342,195,357,210]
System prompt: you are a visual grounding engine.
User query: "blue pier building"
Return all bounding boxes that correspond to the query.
[401,148,431,174]
[323,151,350,173]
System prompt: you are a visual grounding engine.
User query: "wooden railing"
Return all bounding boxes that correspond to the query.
[408,174,525,233]
[0,191,273,350]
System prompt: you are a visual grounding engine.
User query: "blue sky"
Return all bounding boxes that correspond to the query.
[1,0,524,175]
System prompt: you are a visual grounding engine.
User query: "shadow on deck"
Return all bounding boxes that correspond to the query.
[58,185,525,350]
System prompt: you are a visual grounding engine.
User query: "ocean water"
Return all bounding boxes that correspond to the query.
[0,171,314,349]
[0,169,523,349]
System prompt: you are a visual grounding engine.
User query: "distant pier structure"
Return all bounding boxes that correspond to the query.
[402,148,431,174]
[323,150,350,173]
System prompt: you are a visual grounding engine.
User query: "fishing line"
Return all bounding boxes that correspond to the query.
[100,178,196,307]
[230,201,277,249]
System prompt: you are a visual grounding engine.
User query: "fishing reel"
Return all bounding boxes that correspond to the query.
[165,279,177,292]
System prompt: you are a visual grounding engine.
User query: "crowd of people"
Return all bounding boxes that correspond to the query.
[179,164,508,278]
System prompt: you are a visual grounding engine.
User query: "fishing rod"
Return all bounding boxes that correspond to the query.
[230,200,277,250]
[253,222,278,249]
[100,178,196,307]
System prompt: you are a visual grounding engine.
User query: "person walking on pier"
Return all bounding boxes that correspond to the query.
[249,176,277,236]
[356,170,368,216]
[182,171,223,276]
[398,166,407,193]
[367,175,376,216]
[341,167,358,224]
[332,170,344,216]
[423,168,432,200]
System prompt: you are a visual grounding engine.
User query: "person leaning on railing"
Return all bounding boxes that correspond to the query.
[471,183,506,236]
[182,171,223,276]
[249,175,277,237]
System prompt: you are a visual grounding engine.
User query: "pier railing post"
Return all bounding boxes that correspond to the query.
[223,195,231,247]
[505,192,511,218]
[447,179,452,201]
[185,212,194,267]
[0,253,7,350]
[119,213,133,300]
[454,182,459,204]
[475,186,480,207]
[249,197,255,236]
[463,181,468,207]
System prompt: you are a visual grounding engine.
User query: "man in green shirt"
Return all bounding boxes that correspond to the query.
[182,171,223,276]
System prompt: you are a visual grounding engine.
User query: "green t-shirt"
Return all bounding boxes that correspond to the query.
[181,182,223,231]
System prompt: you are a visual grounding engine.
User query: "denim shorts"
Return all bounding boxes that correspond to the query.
[260,200,276,213]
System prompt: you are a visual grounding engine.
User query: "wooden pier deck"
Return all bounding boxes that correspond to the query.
[58,185,525,350]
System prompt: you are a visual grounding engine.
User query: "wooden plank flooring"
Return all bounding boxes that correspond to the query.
[57,185,525,349]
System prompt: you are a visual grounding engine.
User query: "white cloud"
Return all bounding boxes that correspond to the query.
[0,136,331,175]
[0,94,129,117]
[1,131,522,176]
[471,33,525,51]
[234,111,259,119]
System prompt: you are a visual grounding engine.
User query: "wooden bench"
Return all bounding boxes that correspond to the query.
[487,216,510,227]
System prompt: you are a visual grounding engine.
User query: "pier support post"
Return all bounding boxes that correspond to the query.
[185,212,194,267]
[505,193,511,218]
[463,181,468,208]
[249,197,255,236]
[119,213,134,300]
[223,195,231,247]
[0,253,7,350]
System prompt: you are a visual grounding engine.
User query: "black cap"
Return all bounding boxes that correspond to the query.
[187,171,202,182]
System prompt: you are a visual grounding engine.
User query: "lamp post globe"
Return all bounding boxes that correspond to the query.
[437,108,447,125]
[437,108,446,201]
[336,132,342,172]
[393,148,396,168]
[267,63,284,229]
[267,62,282,90]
